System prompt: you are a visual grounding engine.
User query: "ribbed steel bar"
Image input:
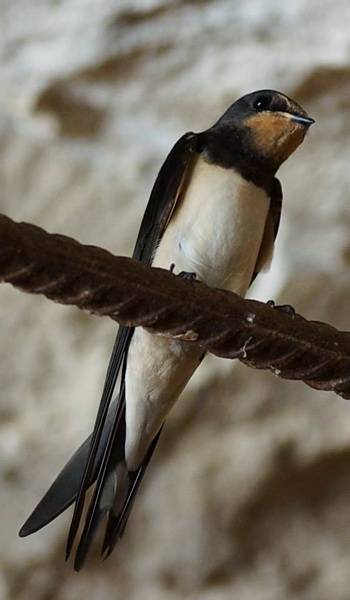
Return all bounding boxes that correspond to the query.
[1,214,350,398]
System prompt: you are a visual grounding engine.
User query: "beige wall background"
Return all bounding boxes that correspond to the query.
[1,1,350,599]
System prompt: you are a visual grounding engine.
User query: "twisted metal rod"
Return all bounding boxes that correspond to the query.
[1,214,350,398]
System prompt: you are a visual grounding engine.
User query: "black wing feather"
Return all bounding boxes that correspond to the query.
[250,177,283,285]
[72,132,198,568]
[270,177,283,239]
[65,327,130,559]
[20,132,198,567]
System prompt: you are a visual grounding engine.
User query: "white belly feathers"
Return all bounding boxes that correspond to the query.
[152,155,270,295]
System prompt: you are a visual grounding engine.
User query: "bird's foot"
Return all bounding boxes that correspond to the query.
[169,263,197,281]
[266,299,295,317]
[178,270,197,281]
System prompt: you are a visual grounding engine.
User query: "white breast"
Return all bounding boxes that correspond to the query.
[152,155,270,296]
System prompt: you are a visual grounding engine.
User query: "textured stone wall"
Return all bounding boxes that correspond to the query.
[1,1,350,599]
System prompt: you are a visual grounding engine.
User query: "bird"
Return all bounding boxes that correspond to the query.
[19,89,314,570]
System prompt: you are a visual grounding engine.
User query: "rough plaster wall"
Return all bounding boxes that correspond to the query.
[1,1,350,599]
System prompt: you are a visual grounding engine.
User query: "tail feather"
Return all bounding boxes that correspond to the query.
[102,425,164,559]
[73,469,118,571]
[19,401,117,538]
[66,328,131,559]
[20,393,163,570]
[20,394,164,571]
[73,402,127,570]
[74,424,164,570]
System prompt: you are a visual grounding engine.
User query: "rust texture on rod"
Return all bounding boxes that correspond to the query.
[1,214,350,399]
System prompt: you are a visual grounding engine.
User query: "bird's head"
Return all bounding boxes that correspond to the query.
[216,89,314,170]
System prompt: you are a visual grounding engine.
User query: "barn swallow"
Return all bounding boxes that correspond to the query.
[19,90,314,569]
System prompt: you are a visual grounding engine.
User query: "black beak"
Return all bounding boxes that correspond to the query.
[291,115,315,127]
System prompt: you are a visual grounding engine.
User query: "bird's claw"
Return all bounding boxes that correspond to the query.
[178,270,197,281]
[266,299,295,317]
[169,263,197,281]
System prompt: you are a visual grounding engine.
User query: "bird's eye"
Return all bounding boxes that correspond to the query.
[253,94,272,111]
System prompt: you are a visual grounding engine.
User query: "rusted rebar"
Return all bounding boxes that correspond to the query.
[1,213,350,398]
